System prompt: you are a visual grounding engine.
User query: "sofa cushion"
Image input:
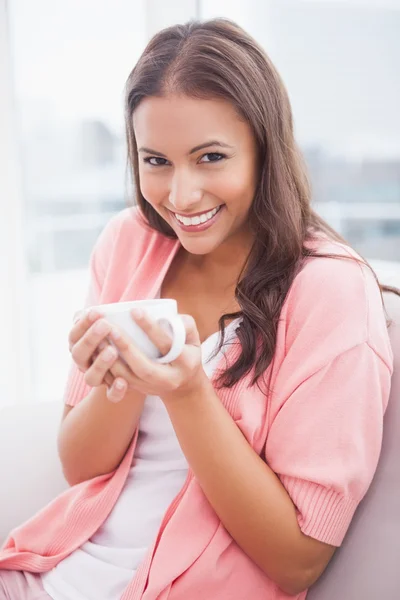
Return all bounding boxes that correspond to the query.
[308,291,400,599]
[0,401,67,544]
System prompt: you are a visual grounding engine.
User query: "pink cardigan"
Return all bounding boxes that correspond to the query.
[0,208,393,599]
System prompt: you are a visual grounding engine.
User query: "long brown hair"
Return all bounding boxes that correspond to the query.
[125,18,399,389]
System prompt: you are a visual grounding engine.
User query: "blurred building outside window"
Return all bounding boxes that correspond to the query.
[1,0,399,407]
[2,0,199,407]
[201,0,400,269]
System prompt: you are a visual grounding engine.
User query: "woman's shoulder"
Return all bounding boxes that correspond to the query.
[88,206,178,303]
[99,205,155,241]
[296,235,373,301]
[282,235,392,368]
[94,205,171,258]
[291,234,380,309]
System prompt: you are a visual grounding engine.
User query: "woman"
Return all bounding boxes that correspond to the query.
[0,18,397,600]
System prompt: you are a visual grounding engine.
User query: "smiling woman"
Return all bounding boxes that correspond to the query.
[138,136,231,232]
[0,16,398,600]
[133,94,257,257]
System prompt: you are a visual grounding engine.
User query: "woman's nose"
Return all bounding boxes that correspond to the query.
[168,171,203,212]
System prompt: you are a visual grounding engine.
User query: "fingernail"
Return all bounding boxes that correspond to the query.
[110,327,121,340]
[115,380,125,390]
[73,310,83,324]
[88,308,100,323]
[94,320,108,334]
[108,391,122,403]
[102,347,116,361]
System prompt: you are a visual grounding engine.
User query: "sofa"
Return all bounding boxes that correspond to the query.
[0,291,399,599]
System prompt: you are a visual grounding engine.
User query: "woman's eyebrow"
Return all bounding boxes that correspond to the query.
[138,140,233,157]
[188,141,233,154]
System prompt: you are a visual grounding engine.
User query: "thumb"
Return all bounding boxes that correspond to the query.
[180,314,200,347]
[106,378,127,403]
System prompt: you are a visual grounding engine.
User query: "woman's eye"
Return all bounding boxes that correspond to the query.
[200,152,225,163]
[144,156,169,166]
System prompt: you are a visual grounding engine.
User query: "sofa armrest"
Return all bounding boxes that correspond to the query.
[0,401,68,545]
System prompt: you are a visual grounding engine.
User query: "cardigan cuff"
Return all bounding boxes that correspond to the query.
[63,365,92,407]
[280,475,360,546]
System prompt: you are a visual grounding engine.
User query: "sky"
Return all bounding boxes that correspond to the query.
[8,0,400,159]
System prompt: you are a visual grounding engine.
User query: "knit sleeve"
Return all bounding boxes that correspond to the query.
[63,213,123,407]
[265,343,391,546]
[264,254,393,547]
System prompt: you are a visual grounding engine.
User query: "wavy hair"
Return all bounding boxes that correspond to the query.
[125,18,399,389]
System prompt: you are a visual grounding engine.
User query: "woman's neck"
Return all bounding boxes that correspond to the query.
[182,231,253,289]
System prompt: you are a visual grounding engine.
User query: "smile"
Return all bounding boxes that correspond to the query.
[173,206,222,226]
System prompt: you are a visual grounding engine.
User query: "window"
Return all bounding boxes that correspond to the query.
[201,0,400,284]
[7,0,147,403]
[2,0,398,407]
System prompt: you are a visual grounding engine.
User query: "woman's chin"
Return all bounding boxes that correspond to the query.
[178,235,223,256]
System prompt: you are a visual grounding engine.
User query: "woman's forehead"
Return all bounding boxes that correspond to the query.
[133,94,251,150]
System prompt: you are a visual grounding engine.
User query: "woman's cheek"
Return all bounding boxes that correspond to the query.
[226,167,257,209]
[139,174,163,206]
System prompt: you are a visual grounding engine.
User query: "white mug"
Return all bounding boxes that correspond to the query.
[89,299,186,364]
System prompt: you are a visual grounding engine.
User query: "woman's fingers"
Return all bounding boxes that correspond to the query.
[69,309,103,349]
[69,310,130,402]
[107,312,201,381]
[93,343,115,388]
[97,342,134,389]
[179,314,201,347]
[102,360,129,403]
[109,326,157,382]
[84,344,119,387]
[108,355,140,385]
[103,371,115,388]
[71,318,113,371]
[130,309,173,356]
[106,378,128,403]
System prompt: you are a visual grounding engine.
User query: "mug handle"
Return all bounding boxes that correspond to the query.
[155,315,186,364]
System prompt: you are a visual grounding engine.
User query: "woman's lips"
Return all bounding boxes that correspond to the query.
[171,205,224,233]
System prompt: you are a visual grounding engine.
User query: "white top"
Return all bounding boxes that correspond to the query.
[42,317,240,600]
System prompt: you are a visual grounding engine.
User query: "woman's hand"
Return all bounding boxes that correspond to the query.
[107,309,207,401]
[68,309,139,402]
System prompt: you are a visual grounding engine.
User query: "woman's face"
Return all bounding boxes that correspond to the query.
[133,94,258,256]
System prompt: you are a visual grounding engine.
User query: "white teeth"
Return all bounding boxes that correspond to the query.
[175,206,220,226]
